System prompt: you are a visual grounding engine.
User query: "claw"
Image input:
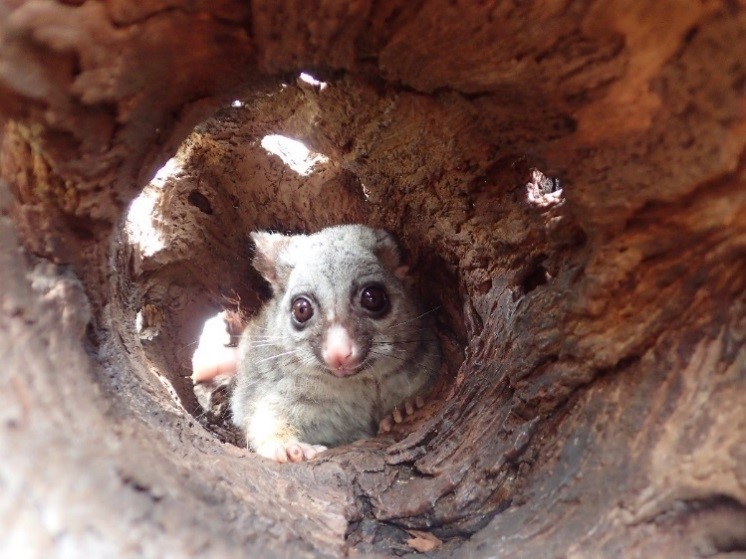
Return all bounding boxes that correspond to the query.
[392,407,404,423]
[404,399,415,415]
[379,416,393,433]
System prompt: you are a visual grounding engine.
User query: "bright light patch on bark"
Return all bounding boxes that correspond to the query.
[126,187,165,256]
[260,134,329,176]
[150,157,181,188]
[125,158,182,256]
[526,168,564,207]
[298,72,328,90]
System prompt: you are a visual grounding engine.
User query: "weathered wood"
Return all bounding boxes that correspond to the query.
[1,1,744,557]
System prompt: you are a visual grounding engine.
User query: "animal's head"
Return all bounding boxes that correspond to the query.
[250,225,420,378]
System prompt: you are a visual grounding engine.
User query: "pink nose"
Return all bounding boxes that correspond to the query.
[326,347,353,369]
[322,325,358,374]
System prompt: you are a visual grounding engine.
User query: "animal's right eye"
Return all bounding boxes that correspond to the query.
[291,297,314,324]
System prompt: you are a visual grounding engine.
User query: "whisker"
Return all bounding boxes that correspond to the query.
[377,328,433,338]
[386,307,441,329]
[368,350,410,362]
[375,350,441,360]
[246,335,285,341]
[254,349,305,364]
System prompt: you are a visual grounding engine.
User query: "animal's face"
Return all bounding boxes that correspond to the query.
[254,225,422,378]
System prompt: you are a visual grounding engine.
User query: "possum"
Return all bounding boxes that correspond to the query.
[230,224,441,462]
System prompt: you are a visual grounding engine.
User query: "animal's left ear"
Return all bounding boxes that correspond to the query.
[373,229,409,279]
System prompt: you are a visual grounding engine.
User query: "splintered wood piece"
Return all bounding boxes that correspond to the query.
[405,529,442,553]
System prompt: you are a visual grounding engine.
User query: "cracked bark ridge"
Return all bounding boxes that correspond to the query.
[1,1,745,558]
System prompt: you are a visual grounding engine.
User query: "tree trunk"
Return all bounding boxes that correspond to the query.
[1,1,744,557]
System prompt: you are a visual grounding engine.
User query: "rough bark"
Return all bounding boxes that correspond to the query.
[0,1,744,558]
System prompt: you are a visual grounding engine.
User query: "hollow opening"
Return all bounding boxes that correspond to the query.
[114,86,466,458]
[71,69,596,554]
[97,73,586,554]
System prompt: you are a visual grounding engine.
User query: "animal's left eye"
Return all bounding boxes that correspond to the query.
[360,285,389,316]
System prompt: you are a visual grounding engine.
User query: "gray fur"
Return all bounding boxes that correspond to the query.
[230,224,440,458]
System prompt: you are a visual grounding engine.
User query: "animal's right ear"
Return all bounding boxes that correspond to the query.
[250,231,293,289]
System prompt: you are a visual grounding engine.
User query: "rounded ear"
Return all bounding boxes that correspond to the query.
[372,228,408,278]
[250,231,292,289]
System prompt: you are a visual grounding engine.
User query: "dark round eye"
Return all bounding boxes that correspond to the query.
[360,285,389,315]
[291,297,314,324]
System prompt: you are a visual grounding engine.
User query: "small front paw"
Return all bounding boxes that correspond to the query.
[255,441,328,463]
[378,396,425,433]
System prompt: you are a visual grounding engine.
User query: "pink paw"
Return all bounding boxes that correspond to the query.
[256,441,327,463]
[378,396,425,433]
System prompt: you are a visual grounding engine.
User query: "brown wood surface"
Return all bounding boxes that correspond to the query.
[0,1,744,557]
